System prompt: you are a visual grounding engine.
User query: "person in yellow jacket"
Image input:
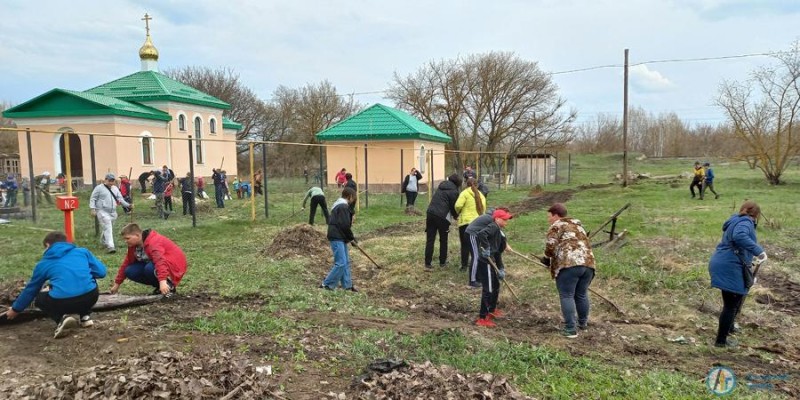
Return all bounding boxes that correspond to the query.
[455,178,487,278]
[690,161,705,198]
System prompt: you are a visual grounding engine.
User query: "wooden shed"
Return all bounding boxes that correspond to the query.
[514,153,556,185]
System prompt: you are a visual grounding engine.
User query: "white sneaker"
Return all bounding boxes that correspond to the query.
[54,315,78,339]
[80,315,94,328]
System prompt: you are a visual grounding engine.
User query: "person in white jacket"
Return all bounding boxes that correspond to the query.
[90,173,133,253]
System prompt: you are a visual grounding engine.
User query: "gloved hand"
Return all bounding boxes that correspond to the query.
[755,252,768,265]
[540,256,551,266]
[351,239,358,247]
[497,269,506,280]
[480,248,491,259]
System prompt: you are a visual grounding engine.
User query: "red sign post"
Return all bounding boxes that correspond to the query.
[56,196,79,242]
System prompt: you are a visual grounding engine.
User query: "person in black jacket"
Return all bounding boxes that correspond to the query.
[138,171,153,193]
[320,188,359,292]
[212,168,225,208]
[401,167,423,211]
[424,174,463,269]
[466,208,513,327]
[345,173,357,190]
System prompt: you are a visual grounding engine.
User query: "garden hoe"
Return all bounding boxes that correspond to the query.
[352,241,382,269]
[486,256,520,302]
[508,248,625,315]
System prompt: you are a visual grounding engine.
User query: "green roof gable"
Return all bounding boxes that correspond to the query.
[222,117,242,131]
[2,88,172,121]
[87,71,230,110]
[316,103,452,143]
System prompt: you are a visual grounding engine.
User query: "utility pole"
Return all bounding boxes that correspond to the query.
[622,48,629,188]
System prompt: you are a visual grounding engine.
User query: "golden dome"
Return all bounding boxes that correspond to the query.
[139,34,159,61]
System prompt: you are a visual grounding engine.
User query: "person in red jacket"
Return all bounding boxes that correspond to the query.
[109,223,187,297]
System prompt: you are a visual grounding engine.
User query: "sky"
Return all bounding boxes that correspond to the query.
[1,0,798,127]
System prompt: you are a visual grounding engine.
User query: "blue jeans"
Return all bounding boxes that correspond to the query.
[124,261,159,288]
[214,184,225,208]
[323,241,352,289]
[555,266,595,331]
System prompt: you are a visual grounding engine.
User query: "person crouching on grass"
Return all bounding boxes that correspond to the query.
[110,223,187,297]
[542,203,596,338]
[6,232,107,338]
[468,208,513,327]
[319,187,359,292]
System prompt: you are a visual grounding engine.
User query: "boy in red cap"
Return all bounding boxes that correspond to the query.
[465,207,513,327]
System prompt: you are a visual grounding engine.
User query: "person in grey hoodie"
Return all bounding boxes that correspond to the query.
[90,173,133,253]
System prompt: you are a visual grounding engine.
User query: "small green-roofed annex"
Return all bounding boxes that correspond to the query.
[2,88,172,121]
[316,103,452,143]
[222,117,242,131]
[87,70,230,110]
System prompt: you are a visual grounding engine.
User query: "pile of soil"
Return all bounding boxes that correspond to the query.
[354,360,534,400]
[0,350,283,399]
[0,279,25,306]
[263,224,330,263]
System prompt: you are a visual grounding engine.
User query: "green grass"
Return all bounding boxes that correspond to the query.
[2,152,797,398]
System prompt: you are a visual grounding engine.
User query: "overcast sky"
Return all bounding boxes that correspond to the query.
[1,0,798,126]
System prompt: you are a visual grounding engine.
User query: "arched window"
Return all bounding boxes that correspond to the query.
[142,137,153,165]
[178,114,186,131]
[210,118,217,134]
[140,132,155,165]
[194,116,204,164]
[418,145,427,174]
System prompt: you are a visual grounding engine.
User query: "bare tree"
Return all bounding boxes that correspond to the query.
[388,52,575,170]
[717,42,800,184]
[164,66,268,141]
[0,101,19,154]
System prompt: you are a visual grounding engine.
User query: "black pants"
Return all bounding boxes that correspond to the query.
[164,195,173,211]
[309,195,329,225]
[459,225,472,269]
[716,290,744,345]
[182,191,194,215]
[405,191,418,207]
[139,178,148,193]
[702,181,718,199]
[476,258,500,318]
[35,287,99,323]
[424,214,450,266]
[689,179,703,197]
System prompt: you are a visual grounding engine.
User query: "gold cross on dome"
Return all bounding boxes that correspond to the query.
[142,13,152,35]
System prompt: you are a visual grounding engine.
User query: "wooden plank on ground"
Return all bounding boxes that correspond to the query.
[0,293,162,325]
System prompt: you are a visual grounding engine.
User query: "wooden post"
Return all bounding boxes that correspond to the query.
[249,142,255,222]
[354,146,359,213]
[400,149,404,207]
[622,48,629,188]
[364,143,368,209]
[26,129,37,222]
[90,135,99,236]
[262,143,268,218]
[188,135,196,227]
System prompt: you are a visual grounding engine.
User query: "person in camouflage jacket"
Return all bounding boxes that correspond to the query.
[542,203,596,338]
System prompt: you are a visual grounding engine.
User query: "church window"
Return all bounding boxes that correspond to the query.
[142,137,153,165]
[210,118,217,134]
[194,116,204,164]
[178,114,186,131]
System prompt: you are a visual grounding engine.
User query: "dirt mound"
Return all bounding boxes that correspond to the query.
[354,360,534,400]
[756,272,800,315]
[264,224,329,262]
[0,279,25,306]
[1,350,283,399]
[508,190,575,216]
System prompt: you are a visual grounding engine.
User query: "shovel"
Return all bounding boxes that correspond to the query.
[352,241,382,269]
[508,248,625,315]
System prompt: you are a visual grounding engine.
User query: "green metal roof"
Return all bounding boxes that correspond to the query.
[2,88,172,121]
[315,103,452,143]
[87,71,231,110]
[222,117,242,131]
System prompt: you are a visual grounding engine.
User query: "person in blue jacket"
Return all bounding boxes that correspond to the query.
[708,201,766,348]
[5,231,107,339]
[700,162,719,200]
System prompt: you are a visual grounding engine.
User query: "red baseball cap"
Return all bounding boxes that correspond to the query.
[493,209,513,221]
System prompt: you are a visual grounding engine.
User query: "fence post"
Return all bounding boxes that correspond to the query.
[568,153,572,184]
[262,143,268,218]
[354,146,359,213]
[400,148,404,207]
[26,129,37,222]
[188,135,196,228]
[90,135,99,236]
[364,143,368,209]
